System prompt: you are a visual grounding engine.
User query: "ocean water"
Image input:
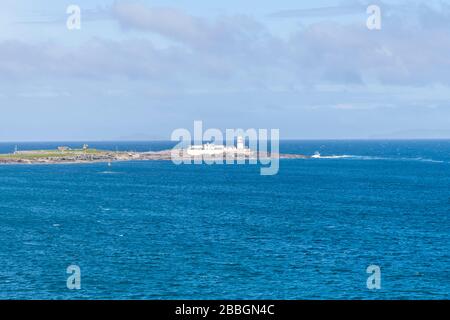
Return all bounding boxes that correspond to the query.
[0,140,449,299]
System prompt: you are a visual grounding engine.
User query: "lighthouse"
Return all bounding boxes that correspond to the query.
[237,136,244,150]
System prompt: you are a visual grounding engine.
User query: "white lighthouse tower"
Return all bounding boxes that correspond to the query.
[237,136,244,150]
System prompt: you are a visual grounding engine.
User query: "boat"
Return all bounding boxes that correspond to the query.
[311,152,321,158]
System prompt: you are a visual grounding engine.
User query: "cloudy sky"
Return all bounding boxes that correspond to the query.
[1,0,450,141]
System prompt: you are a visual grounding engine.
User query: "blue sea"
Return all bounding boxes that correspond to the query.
[0,140,449,299]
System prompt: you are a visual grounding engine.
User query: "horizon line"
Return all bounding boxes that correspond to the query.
[2,138,450,143]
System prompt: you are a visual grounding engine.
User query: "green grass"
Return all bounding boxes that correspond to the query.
[0,149,110,160]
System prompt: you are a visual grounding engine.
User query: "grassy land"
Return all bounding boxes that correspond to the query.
[0,149,109,159]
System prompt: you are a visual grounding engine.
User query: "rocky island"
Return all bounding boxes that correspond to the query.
[0,145,309,165]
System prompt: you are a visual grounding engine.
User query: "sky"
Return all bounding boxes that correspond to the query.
[1,0,450,141]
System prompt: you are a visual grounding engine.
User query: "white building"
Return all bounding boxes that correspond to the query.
[186,136,252,156]
[237,136,244,150]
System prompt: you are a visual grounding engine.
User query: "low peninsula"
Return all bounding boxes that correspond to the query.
[0,145,309,165]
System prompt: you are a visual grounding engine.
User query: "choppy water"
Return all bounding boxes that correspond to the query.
[0,140,449,299]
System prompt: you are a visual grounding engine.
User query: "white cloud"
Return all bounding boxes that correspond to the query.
[0,2,450,91]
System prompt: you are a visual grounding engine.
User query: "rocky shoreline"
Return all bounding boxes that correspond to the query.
[0,149,309,165]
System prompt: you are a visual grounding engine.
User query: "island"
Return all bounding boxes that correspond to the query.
[0,145,309,165]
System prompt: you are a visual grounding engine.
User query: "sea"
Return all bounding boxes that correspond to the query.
[0,140,449,299]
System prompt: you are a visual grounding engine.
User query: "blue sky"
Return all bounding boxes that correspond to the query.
[1,0,450,141]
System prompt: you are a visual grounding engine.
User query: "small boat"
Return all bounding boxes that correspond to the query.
[108,162,112,167]
[311,152,321,159]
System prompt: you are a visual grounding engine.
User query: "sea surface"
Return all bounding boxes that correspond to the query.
[0,140,449,299]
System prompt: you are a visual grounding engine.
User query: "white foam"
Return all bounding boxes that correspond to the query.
[316,155,354,159]
[99,171,122,174]
[311,154,446,163]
